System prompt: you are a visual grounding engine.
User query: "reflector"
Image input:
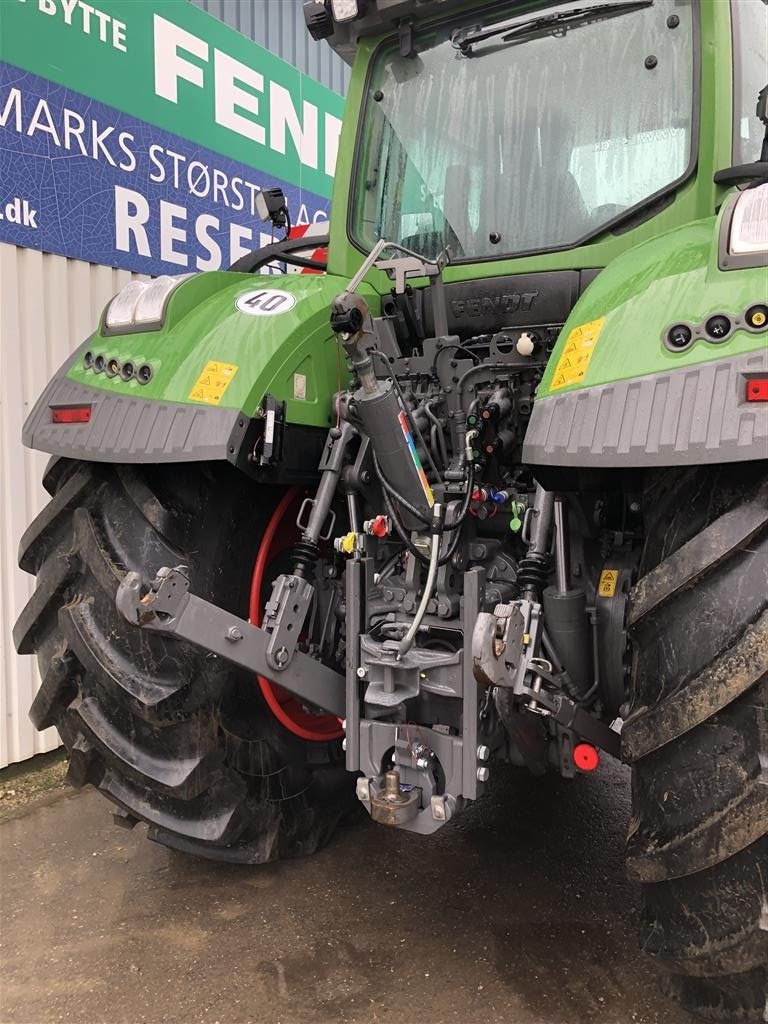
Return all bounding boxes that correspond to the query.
[746,379,768,402]
[573,743,600,772]
[51,406,91,424]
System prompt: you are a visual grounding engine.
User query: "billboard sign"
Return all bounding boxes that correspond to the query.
[0,0,345,275]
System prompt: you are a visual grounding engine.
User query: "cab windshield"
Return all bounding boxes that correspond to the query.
[351,0,695,261]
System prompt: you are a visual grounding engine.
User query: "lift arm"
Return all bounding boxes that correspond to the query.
[116,566,346,718]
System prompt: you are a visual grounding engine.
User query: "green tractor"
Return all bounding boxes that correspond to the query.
[14,0,767,1018]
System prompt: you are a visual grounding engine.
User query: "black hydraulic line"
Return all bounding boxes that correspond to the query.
[382,452,473,547]
[430,423,443,469]
[373,452,432,525]
[377,551,404,581]
[425,401,449,468]
[438,518,464,566]
[382,477,468,570]
[381,484,429,562]
[435,343,480,367]
[575,608,601,707]
[456,362,512,401]
[441,462,475,534]
[370,350,441,482]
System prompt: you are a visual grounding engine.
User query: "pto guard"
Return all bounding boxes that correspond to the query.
[22,270,379,467]
[524,206,768,469]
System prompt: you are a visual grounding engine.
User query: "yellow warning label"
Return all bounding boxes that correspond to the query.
[549,317,606,391]
[189,361,238,405]
[598,569,619,598]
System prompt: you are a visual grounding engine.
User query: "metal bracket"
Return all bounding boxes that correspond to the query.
[116,566,345,718]
[360,635,462,707]
[261,573,315,671]
[472,599,541,690]
[398,17,415,58]
[469,594,620,758]
[296,499,336,541]
[524,688,621,759]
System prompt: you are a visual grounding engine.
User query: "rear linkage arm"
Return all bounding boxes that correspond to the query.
[115,565,346,719]
[115,413,360,720]
[472,607,620,758]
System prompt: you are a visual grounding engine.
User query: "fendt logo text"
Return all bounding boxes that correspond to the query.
[0,197,39,228]
[451,291,539,318]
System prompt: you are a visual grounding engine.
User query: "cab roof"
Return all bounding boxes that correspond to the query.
[322,0,529,64]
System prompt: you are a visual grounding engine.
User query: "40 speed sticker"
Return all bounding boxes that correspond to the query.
[235,289,297,316]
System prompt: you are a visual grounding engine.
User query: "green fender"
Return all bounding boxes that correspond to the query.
[67,272,380,426]
[525,196,768,469]
[22,271,380,465]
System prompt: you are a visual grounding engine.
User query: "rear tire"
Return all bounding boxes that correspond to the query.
[624,463,768,1021]
[14,458,354,863]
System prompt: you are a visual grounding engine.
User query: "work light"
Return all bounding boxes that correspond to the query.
[104,275,192,332]
[330,0,359,21]
[255,187,289,230]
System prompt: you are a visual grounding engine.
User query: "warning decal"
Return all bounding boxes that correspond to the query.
[549,317,606,391]
[189,361,239,405]
[598,569,619,598]
[398,411,435,507]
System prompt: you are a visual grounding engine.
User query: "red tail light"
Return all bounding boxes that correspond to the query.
[746,379,768,402]
[51,406,91,424]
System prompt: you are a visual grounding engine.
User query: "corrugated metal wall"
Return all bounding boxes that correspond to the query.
[2,4,346,768]
[0,244,147,768]
[191,0,351,95]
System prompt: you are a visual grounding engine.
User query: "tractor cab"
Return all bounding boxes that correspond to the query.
[307,0,766,286]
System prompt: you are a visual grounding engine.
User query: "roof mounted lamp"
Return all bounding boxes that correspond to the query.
[330,0,361,21]
[303,0,363,39]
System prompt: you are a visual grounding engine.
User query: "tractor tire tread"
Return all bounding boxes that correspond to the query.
[17,458,353,864]
[627,463,768,1023]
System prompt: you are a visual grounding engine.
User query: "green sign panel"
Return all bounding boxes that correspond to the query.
[1,0,344,197]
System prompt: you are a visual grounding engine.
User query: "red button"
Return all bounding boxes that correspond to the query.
[573,743,600,772]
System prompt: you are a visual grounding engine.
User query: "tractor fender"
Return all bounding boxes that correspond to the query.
[524,195,768,469]
[21,270,379,472]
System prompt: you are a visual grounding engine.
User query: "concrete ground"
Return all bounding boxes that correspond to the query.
[0,758,691,1024]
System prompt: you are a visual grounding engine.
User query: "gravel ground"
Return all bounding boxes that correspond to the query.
[0,750,68,822]
[0,755,692,1024]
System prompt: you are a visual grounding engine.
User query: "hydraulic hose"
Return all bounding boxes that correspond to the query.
[397,504,444,659]
[425,400,449,468]
[442,462,474,534]
[373,452,432,525]
[381,485,429,563]
[375,551,403,582]
[370,349,441,481]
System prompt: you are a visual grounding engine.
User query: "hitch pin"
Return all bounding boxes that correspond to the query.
[526,657,552,716]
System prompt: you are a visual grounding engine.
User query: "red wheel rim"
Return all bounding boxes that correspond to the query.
[249,488,343,742]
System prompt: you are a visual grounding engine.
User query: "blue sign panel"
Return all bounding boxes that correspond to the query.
[0,62,330,276]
